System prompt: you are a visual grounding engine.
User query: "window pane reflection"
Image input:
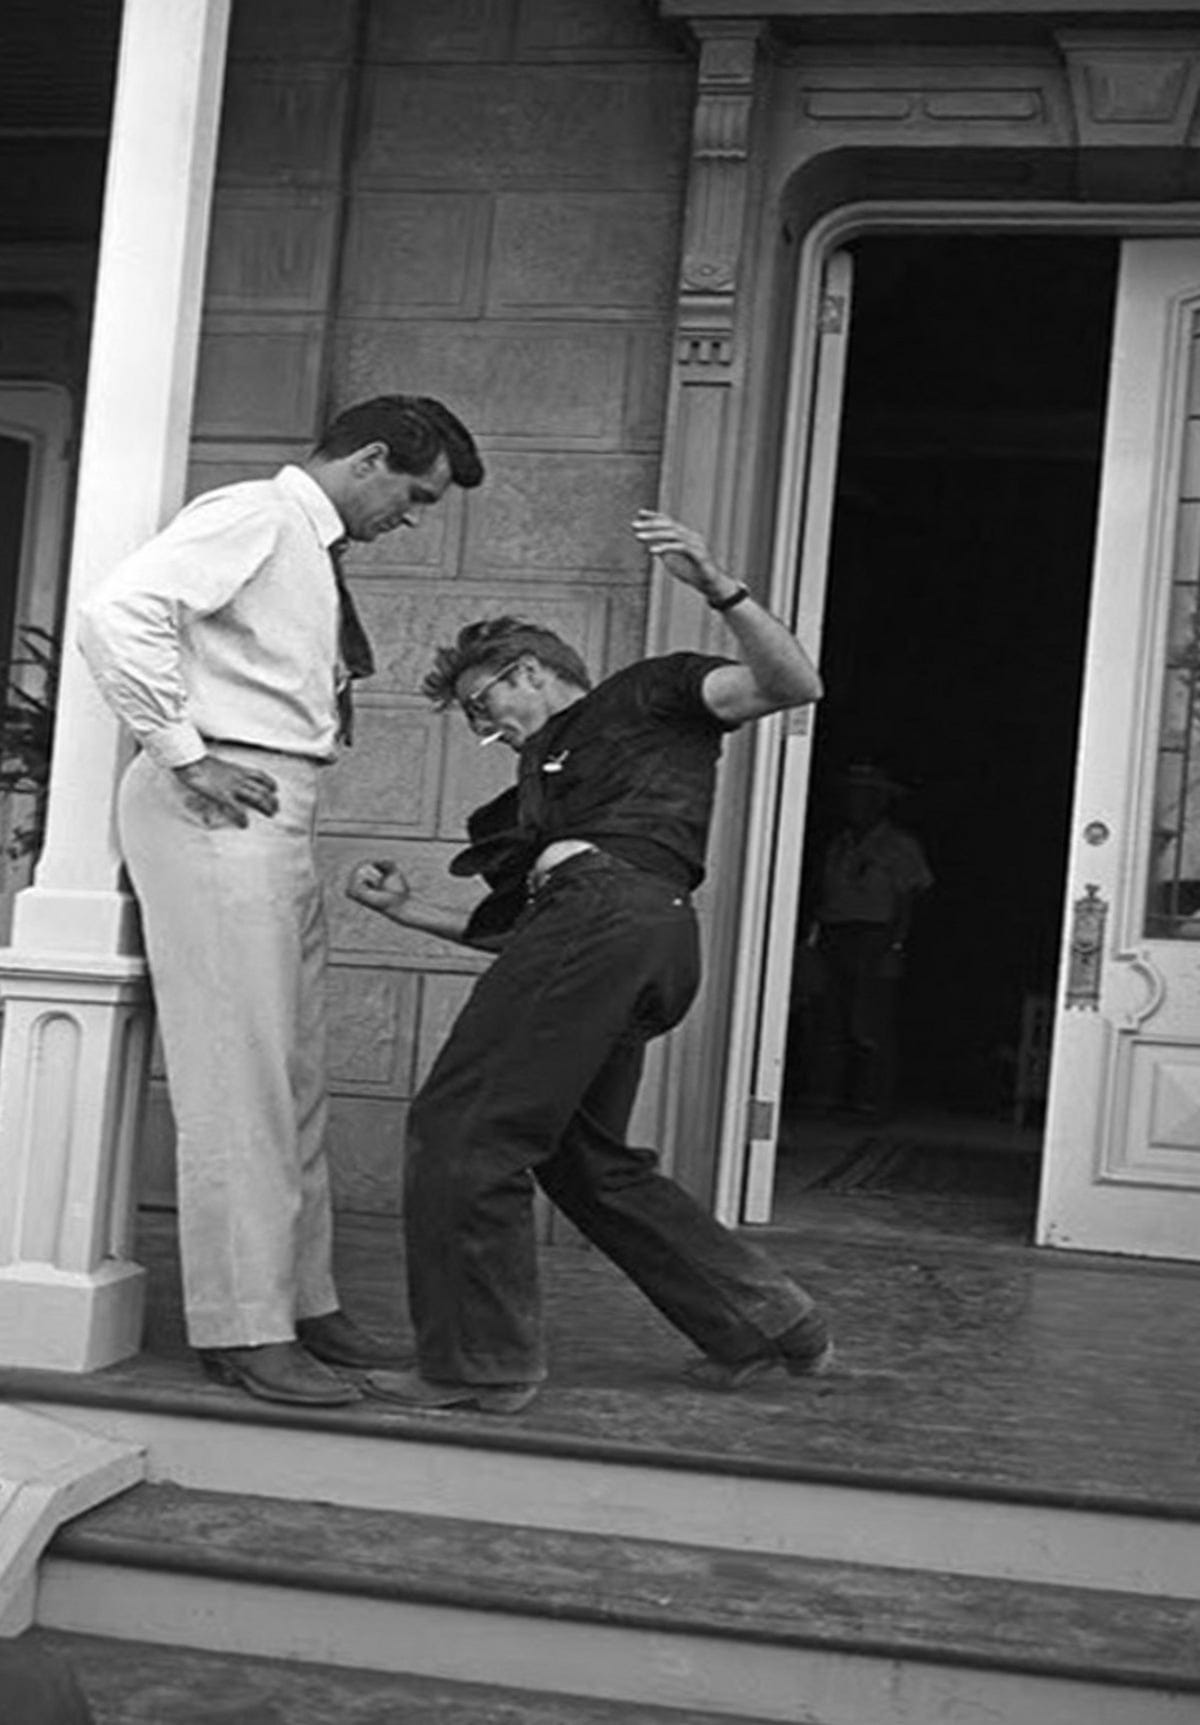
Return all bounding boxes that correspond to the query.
[1148,506,1200,937]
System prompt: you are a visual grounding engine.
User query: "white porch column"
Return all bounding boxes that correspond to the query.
[0,0,231,1370]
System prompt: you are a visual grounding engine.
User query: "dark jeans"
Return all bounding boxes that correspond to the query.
[808,922,898,1112]
[405,850,819,1385]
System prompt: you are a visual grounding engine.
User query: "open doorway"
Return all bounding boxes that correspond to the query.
[775,233,1119,1227]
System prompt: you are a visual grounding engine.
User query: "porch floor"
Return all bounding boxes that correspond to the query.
[6,1199,1200,1519]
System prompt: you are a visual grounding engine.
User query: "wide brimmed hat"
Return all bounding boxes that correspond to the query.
[836,759,906,797]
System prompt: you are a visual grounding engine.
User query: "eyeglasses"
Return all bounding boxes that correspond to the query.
[458,661,521,729]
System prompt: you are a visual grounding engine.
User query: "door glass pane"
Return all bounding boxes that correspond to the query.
[1147,414,1200,937]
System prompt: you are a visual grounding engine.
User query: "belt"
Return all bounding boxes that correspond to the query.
[201,737,329,765]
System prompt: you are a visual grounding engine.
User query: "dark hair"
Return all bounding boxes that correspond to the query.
[422,617,592,709]
[314,395,483,488]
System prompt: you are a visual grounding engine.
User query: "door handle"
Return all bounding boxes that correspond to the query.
[1109,950,1166,1030]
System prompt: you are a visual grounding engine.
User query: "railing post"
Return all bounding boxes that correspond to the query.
[0,0,232,1370]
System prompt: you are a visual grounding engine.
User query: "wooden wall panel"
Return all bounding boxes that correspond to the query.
[341,193,491,316]
[514,0,671,58]
[215,63,351,187]
[336,320,632,446]
[327,965,419,1092]
[489,193,681,314]
[462,452,660,579]
[357,66,692,191]
[318,703,444,837]
[327,1096,409,1213]
[203,190,340,313]
[228,0,356,63]
[192,316,326,438]
[368,0,517,63]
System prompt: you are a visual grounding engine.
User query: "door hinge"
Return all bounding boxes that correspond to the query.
[746,1096,775,1141]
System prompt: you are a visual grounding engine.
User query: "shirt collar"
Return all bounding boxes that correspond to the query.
[276,464,346,552]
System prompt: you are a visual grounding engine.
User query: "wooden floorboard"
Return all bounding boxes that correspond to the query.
[4,1204,1200,1517]
[26,1629,783,1725]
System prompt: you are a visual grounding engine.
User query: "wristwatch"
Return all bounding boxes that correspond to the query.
[709,584,751,613]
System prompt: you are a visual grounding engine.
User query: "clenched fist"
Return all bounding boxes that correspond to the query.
[346,859,412,917]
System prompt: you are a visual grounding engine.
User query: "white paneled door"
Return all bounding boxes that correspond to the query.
[1038,239,1200,1261]
[715,251,853,1226]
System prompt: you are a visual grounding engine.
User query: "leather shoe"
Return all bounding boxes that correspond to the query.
[362,1367,539,1415]
[683,1313,834,1392]
[295,1310,412,1369]
[198,1341,362,1406]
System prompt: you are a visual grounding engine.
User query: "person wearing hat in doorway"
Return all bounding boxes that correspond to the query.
[802,759,933,1118]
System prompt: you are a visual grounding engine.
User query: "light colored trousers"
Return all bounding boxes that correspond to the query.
[118,745,338,1349]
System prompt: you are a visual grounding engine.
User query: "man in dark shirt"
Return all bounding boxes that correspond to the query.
[347,510,829,1411]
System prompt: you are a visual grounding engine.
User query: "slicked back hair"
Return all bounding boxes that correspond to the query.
[423,617,592,710]
[314,395,484,488]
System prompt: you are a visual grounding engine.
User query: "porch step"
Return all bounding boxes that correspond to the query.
[26,1389,1200,1601]
[35,1481,1200,1725]
[21,1629,780,1725]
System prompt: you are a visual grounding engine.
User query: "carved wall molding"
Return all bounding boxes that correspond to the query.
[766,43,1067,141]
[677,20,765,366]
[1057,30,1200,148]
[798,83,1048,128]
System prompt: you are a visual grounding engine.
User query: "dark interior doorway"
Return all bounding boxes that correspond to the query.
[779,233,1120,1208]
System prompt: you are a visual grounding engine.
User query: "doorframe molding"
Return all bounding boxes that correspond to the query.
[715,195,1200,1227]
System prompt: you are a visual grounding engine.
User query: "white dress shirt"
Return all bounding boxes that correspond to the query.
[78,465,346,770]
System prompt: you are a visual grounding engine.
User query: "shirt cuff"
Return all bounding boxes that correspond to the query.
[139,722,209,772]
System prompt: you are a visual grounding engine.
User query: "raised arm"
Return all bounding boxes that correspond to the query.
[631,510,822,726]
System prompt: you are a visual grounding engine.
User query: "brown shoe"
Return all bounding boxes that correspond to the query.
[198,1341,362,1406]
[296,1310,413,1369]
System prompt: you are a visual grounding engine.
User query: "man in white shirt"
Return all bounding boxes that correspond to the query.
[804,759,934,1118]
[79,395,483,1405]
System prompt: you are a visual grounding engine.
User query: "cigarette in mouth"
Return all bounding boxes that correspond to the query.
[478,731,502,747]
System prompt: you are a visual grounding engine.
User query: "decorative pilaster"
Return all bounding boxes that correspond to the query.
[631,20,767,1198]
[1057,31,1200,148]
[0,958,150,1369]
[676,20,764,370]
[0,0,231,1370]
